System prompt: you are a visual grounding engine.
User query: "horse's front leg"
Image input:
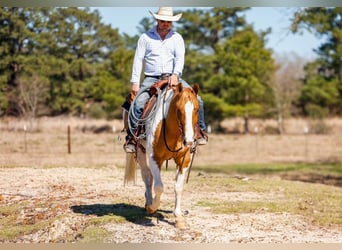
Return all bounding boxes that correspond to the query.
[146,157,163,214]
[174,150,195,229]
[174,166,187,217]
[137,148,153,209]
[174,165,189,229]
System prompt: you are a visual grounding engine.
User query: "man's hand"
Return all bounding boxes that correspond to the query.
[131,83,139,94]
[169,74,180,86]
[122,84,139,112]
[129,83,139,102]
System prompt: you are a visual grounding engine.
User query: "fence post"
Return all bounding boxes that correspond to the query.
[24,124,27,153]
[254,126,259,157]
[67,125,71,154]
[304,126,309,160]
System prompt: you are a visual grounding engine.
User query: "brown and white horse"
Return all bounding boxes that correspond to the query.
[125,83,199,228]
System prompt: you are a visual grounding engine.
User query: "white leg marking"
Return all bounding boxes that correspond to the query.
[174,167,189,217]
[137,148,153,207]
[148,155,163,212]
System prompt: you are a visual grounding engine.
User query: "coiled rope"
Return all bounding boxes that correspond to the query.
[128,86,165,140]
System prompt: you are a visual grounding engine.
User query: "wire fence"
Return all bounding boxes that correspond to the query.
[1,117,342,167]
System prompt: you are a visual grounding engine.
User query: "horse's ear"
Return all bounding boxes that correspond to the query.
[193,83,200,95]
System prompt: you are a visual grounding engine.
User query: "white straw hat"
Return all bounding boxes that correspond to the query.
[149,7,182,22]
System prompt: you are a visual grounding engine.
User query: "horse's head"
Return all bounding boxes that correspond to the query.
[173,83,200,148]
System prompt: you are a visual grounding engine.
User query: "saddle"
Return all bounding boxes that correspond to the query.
[122,78,208,145]
[142,79,169,115]
[121,79,170,138]
[135,79,170,138]
[138,79,208,143]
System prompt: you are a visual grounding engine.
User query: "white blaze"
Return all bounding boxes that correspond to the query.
[184,101,194,143]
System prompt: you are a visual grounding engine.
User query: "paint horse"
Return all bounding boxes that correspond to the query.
[125,81,200,228]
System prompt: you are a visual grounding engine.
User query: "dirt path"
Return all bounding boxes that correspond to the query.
[1,166,341,243]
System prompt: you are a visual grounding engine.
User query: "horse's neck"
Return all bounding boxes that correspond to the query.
[165,95,181,134]
[160,89,174,116]
[147,88,173,132]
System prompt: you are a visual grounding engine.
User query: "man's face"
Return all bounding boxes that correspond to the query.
[157,19,173,32]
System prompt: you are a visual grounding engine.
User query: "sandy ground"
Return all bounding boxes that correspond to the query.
[1,166,342,243]
[1,117,342,242]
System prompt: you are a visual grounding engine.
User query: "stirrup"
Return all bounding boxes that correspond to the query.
[200,129,209,142]
[196,129,208,145]
[123,137,136,153]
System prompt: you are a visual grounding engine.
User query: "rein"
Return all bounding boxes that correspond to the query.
[161,87,198,183]
[162,89,183,153]
[186,145,197,184]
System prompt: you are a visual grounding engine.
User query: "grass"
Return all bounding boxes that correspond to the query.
[1,162,341,242]
[0,202,51,241]
[2,120,342,241]
[79,227,111,243]
[0,219,50,241]
[198,200,284,214]
[74,202,163,242]
[193,171,342,228]
[195,162,342,175]
[70,194,178,242]
[0,163,113,169]
[0,200,151,242]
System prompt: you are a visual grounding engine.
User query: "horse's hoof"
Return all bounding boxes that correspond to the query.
[145,205,156,215]
[175,218,189,230]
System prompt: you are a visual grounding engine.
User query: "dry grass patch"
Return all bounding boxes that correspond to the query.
[193,173,342,228]
[0,202,51,241]
[79,227,110,243]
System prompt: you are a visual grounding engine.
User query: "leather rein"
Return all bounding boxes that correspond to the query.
[160,85,197,183]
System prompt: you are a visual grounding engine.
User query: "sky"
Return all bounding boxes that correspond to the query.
[93,7,323,59]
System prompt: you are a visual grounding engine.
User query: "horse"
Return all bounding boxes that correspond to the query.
[124,82,200,228]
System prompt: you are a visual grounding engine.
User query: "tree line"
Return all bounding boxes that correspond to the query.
[0,7,341,133]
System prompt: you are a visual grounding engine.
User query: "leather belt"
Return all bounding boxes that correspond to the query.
[145,73,172,80]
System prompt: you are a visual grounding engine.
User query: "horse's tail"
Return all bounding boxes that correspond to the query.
[124,152,137,186]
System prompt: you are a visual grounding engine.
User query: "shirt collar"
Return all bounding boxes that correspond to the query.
[149,26,173,39]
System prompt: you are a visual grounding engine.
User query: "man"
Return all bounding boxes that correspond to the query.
[124,7,207,153]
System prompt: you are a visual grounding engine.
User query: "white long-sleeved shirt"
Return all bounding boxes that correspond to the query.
[130,26,185,85]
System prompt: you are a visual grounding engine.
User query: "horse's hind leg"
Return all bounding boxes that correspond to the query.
[137,149,153,210]
[146,157,163,214]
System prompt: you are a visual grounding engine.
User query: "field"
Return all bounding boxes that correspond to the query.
[0,116,342,243]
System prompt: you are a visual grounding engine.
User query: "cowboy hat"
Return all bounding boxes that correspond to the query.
[149,7,182,22]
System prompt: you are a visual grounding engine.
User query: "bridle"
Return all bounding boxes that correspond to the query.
[161,86,198,183]
[162,90,183,153]
[161,88,197,154]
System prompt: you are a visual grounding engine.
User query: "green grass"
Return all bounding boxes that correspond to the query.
[75,202,163,242]
[193,174,342,227]
[0,202,50,241]
[1,162,341,242]
[79,227,111,243]
[195,162,342,175]
[198,200,284,213]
